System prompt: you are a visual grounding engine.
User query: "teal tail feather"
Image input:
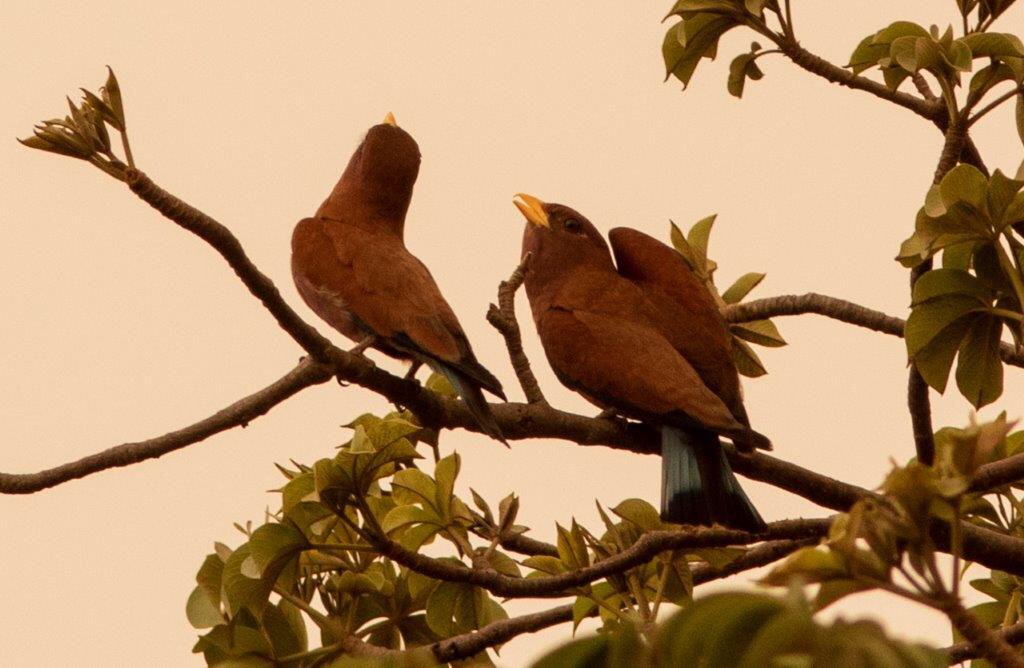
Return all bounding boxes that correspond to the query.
[661,426,765,532]
[437,363,508,446]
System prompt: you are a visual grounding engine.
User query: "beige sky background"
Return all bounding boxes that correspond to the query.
[2,2,1024,665]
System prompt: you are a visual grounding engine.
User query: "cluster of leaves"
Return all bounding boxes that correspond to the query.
[762,414,1021,632]
[661,0,779,96]
[185,379,761,666]
[670,216,786,376]
[534,588,945,668]
[900,165,1024,407]
[848,20,1023,97]
[18,67,132,179]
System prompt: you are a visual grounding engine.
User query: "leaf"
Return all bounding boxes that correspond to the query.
[687,214,716,264]
[663,15,739,88]
[962,32,1024,58]
[848,34,889,74]
[913,314,974,392]
[391,469,438,509]
[348,424,375,454]
[434,453,460,513]
[905,295,986,356]
[532,636,608,668]
[381,505,439,534]
[814,579,869,612]
[955,315,1005,408]
[727,52,764,98]
[1017,92,1024,149]
[247,523,307,578]
[731,319,786,347]
[611,498,662,531]
[731,338,768,377]
[940,164,989,210]
[425,371,456,396]
[102,67,126,129]
[186,586,224,629]
[690,547,746,569]
[722,272,765,304]
[912,268,992,304]
[760,546,849,585]
[872,21,930,46]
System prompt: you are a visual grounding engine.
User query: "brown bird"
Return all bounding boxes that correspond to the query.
[291,114,506,443]
[513,193,768,530]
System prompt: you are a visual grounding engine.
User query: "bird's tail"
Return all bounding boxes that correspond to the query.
[436,363,508,446]
[661,426,765,532]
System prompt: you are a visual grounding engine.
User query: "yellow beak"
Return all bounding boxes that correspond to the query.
[513,193,550,228]
[383,112,397,126]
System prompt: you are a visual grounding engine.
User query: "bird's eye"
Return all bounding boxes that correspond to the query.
[564,218,582,233]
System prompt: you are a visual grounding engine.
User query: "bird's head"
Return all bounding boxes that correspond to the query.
[513,194,613,275]
[317,113,422,229]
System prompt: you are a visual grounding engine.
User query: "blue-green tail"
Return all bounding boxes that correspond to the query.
[661,426,765,532]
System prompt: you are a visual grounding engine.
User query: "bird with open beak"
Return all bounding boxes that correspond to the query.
[290,114,507,444]
[513,193,768,531]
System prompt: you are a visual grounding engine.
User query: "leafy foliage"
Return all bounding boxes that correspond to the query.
[533,588,945,667]
[670,216,786,376]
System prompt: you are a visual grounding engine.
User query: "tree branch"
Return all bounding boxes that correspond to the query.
[936,593,1024,667]
[487,253,546,404]
[723,292,1024,367]
[0,358,332,493]
[946,619,1024,665]
[369,519,831,598]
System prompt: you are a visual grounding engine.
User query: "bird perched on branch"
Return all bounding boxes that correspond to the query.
[291,113,506,443]
[513,193,768,531]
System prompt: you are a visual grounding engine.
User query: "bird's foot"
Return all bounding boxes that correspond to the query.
[596,408,620,420]
[348,335,377,357]
[404,361,423,382]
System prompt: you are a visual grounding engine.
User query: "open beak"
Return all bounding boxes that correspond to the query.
[513,193,550,228]
[383,112,397,126]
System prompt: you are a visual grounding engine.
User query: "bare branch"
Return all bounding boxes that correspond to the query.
[946,619,1024,664]
[0,359,332,494]
[125,169,335,360]
[487,253,546,404]
[723,292,1024,368]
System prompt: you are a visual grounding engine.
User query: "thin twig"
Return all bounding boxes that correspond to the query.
[936,593,1024,667]
[0,359,331,493]
[487,253,546,404]
[969,83,1024,127]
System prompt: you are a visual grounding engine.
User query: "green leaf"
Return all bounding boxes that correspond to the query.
[940,164,989,210]
[913,315,975,392]
[731,338,768,377]
[872,21,930,46]
[760,547,848,585]
[956,315,1005,407]
[533,636,608,668]
[727,52,764,98]
[381,504,439,534]
[425,371,456,396]
[905,295,986,356]
[912,268,992,304]
[814,579,869,612]
[663,15,739,88]
[186,586,224,629]
[731,319,786,347]
[687,214,716,264]
[102,67,126,129]
[962,32,1024,58]
[222,545,271,616]
[391,468,438,509]
[611,498,662,531]
[722,272,765,304]
[348,424,375,454]
[848,34,889,74]
[247,523,307,578]
[1016,92,1024,149]
[670,220,698,269]
[434,453,460,512]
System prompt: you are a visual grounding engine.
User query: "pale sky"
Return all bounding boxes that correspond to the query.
[2,2,1023,665]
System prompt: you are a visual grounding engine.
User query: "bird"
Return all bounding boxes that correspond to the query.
[290,113,507,444]
[512,193,768,531]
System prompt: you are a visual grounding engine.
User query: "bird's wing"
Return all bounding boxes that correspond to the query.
[608,227,746,423]
[294,218,502,396]
[537,306,746,436]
